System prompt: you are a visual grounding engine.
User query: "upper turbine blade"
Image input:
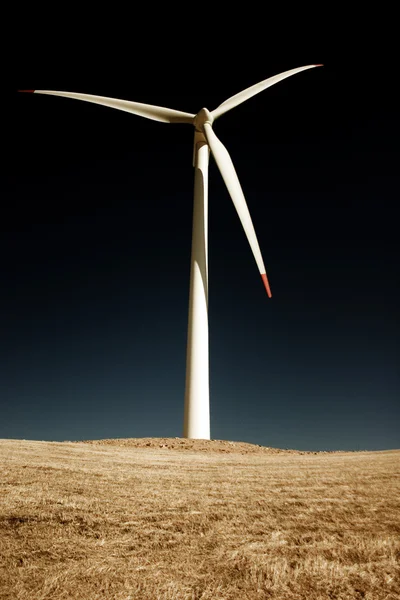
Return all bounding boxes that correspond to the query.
[203,123,272,297]
[19,90,195,124]
[211,64,323,120]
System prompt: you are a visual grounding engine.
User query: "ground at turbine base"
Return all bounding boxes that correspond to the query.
[77,437,355,455]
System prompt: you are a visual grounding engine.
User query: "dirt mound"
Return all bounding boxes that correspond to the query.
[79,437,308,454]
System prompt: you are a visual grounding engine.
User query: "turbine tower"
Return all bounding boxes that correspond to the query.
[19,64,322,439]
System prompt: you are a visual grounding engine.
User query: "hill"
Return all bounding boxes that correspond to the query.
[1,438,399,599]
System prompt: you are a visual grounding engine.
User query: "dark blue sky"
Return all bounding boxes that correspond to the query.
[2,38,399,450]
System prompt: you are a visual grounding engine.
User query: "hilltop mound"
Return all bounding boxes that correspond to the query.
[80,437,310,454]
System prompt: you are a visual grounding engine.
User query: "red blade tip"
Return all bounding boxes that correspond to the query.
[18,90,35,93]
[261,274,272,298]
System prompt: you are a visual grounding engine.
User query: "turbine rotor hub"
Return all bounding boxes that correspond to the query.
[194,108,214,132]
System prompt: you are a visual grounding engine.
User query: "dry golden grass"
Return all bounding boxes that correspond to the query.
[1,438,399,600]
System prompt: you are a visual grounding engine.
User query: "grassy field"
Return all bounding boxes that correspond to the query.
[0,439,399,599]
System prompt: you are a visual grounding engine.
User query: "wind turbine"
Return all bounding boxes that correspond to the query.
[19,64,322,440]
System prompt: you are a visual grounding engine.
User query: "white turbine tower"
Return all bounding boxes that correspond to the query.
[19,64,322,440]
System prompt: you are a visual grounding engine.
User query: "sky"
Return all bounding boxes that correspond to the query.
[2,34,399,451]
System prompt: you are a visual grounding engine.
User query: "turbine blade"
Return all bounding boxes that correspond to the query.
[19,90,195,124]
[203,123,272,297]
[211,64,323,119]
